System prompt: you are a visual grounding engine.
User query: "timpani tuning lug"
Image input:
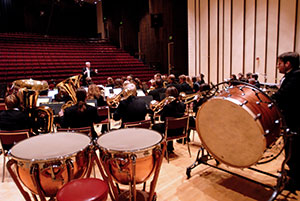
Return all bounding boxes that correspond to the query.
[275,120,280,124]
[256,101,260,105]
[268,103,273,108]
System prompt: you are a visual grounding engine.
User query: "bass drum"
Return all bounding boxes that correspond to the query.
[196,84,282,168]
[10,132,91,197]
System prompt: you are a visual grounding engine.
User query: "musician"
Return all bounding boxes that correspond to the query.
[60,87,102,139]
[113,83,149,127]
[197,73,205,85]
[82,61,98,86]
[152,86,185,154]
[106,77,115,88]
[148,79,166,101]
[0,94,30,131]
[271,51,300,191]
[178,75,193,94]
[166,74,181,92]
[54,87,72,103]
[87,84,106,107]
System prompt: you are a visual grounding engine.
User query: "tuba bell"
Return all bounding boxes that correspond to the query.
[12,79,54,134]
[56,74,82,110]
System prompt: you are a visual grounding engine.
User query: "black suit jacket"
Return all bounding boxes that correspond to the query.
[0,110,30,131]
[149,87,166,101]
[61,104,101,129]
[82,67,97,85]
[272,68,300,132]
[113,96,149,127]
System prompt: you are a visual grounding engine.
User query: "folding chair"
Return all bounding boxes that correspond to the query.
[164,115,190,162]
[94,106,111,135]
[0,129,30,182]
[124,119,152,129]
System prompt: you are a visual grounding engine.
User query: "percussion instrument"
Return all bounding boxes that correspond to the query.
[9,132,91,197]
[196,84,282,168]
[97,128,163,185]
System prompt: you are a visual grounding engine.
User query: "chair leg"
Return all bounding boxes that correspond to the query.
[166,150,169,163]
[187,142,191,157]
[2,155,6,182]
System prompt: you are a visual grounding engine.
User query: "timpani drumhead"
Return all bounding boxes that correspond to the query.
[97,128,162,152]
[10,132,91,161]
[196,97,266,168]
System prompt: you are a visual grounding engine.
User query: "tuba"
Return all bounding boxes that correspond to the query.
[12,79,54,134]
[56,74,82,110]
[149,96,176,114]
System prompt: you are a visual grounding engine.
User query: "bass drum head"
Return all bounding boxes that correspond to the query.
[196,97,266,168]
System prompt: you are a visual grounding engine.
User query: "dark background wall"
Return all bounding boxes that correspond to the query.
[0,0,97,36]
[0,0,188,76]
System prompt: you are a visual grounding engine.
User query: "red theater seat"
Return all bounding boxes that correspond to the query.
[56,178,108,201]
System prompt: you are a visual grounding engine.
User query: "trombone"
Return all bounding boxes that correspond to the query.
[149,96,176,114]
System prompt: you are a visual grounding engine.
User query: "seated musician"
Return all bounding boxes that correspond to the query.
[152,86,185,154]
[148,79,166,101]
[87,84,106,107]
[113,83,149,128]
[0,94,30,132]
[60,87,103,139]
[166,74,181,92]
[178,74,193,94]
[55,87,72,103]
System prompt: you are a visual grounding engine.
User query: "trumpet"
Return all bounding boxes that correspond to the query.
[149,96,176,114]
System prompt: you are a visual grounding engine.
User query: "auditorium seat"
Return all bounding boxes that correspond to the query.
[0,33,159,85]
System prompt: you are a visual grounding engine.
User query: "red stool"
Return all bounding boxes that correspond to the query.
[56,178,109,201]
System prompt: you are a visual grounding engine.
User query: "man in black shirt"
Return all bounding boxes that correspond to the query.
[271,51,300,191]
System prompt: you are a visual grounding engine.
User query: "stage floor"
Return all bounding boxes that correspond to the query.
[1,130,299,201]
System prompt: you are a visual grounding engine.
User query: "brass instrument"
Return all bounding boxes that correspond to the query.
[106,85,136,108]
[179,89,212,105]
[56,74,82,110]
[149,96,176,114]
[12,79,53,133]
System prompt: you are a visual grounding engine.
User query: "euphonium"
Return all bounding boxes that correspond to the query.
[12,79,54,133]
[149,96,176,114]
[56,74,82,110]
[106,86,136,108]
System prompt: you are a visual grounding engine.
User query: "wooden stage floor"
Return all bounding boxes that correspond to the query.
[0,132,299,201]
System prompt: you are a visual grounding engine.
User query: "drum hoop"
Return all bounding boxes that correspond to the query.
[96,129,164,154]
[9,132,91,162]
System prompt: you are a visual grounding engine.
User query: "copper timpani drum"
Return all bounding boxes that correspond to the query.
[97,128,163,185]
[196,84,282,168]
[9,132,91,197]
